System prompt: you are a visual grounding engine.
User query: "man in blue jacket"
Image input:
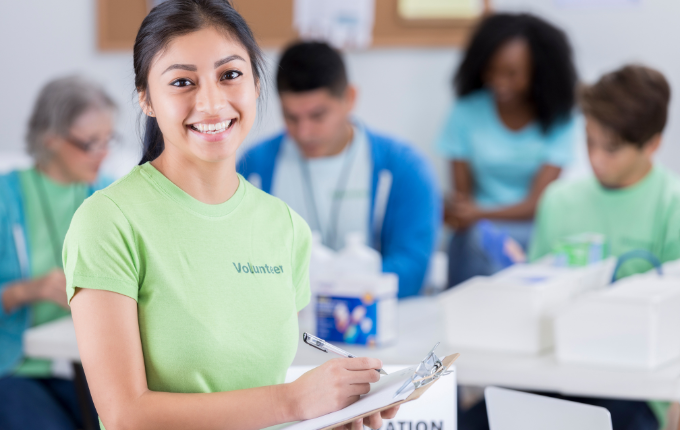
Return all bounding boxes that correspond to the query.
[237,41,441,298]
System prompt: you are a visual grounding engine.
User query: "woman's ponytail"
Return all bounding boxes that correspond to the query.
[139,116,164,165]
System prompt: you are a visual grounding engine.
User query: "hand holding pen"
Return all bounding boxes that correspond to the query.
[303,332,388,375]
[286,333,398,427]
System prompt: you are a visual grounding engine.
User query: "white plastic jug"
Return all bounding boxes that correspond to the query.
[310,231,335,280]
[314,232,397,347]
[301,232,337,333]
[335,232,382,275]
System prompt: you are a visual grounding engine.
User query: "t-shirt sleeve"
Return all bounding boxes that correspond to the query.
[289,208,311,312]
[435,102,472,160]
[63,193,140,304]
[660,195,680,263]
[544,114,581,167]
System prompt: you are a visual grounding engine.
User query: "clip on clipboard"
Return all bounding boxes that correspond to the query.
[394,342,452,397]
[317,344,460,430]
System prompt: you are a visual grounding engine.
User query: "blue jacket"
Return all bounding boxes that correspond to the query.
[0,170,110,376]
[237,129,442,299]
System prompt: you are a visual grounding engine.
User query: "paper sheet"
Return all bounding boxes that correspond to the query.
[294,0,375,50]
[398,0,482,19]
[280,365,417,430]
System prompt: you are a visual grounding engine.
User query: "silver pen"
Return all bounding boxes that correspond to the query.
[303,332,388,375]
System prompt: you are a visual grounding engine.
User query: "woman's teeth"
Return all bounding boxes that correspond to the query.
[191,120,232,134]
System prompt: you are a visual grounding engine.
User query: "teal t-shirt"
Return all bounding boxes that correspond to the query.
[436,89,579,208]
[17,167,86,377]
[63,163,311,410]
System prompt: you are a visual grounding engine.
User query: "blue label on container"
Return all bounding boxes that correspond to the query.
[316,294,378,346]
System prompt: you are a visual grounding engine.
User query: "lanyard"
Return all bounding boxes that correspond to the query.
[33,170,83,268]
[299,138,357,249]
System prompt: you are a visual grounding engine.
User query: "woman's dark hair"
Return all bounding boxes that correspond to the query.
[135,0,265,164]
[454,13,577,133]
[580,65,670,149]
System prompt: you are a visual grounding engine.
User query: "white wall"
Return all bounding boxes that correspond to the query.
[1,0,678,182]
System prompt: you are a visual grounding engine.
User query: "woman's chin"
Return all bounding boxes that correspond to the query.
[189,144,239,164]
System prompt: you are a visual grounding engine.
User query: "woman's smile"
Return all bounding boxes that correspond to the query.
[188,117,236,142]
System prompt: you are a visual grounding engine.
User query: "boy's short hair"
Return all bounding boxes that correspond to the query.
[580,65,671,148]
[276,41,348,97]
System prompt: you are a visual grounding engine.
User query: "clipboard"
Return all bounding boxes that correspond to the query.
[318,352,461,430]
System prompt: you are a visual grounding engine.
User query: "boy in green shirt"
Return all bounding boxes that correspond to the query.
[530,65,680,430]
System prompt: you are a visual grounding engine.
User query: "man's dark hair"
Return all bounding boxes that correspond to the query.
[455,13,577,133]
[580,65,670,149]
[277,41,348,96]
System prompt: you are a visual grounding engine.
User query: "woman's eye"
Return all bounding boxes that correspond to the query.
[221,70,243,80]
[171,79,192,87]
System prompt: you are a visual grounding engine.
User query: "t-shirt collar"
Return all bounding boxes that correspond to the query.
[139,162,246,218]
[595,165,659,196]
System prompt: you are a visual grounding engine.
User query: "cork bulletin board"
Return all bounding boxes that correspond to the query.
[97,0,491,51]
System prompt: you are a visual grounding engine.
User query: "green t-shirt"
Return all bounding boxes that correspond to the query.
[17,167,86,377]
[63,163,311,399]
[529,166,680,274]
[529,166,680,429]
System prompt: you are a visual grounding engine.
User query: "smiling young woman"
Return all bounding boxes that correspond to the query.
[63,1,397,430]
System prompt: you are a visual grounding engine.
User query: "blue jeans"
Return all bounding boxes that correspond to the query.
[447,220,534,288]
[0,375,97,430]
[459,395,658,430]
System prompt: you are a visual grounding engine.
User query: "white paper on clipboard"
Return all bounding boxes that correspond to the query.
[279,365,417,430]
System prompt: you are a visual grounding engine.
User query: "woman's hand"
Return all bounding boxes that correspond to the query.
[444,193,482,231]
[1,269,68,313]
[32,270,69,308]
[287,357,383,422]
[334,405,401,429]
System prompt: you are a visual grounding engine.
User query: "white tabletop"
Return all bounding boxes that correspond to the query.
[24,297,680,402]
[293,297,680,402]
[24,316,80,361]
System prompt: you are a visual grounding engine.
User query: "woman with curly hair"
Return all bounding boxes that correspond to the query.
[438,13,579,287]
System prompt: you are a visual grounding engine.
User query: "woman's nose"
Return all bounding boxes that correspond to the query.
[196,82,227,114]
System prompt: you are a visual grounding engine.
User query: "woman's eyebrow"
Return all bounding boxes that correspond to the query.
[160,55,245,75]
[214,55,246,68]
[162,64,197,74]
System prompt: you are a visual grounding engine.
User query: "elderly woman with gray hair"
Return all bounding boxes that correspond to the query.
[0,75,116,430]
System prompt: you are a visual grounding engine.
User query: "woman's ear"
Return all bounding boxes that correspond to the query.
[138,90,155,117]
[42,133,60,152]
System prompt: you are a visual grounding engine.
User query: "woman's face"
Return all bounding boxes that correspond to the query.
[141,26,258,165]
[44,108,114,183]
[484,38,533,105]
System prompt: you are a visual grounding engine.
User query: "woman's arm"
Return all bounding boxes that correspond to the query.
[71,288,393,430]
[449,164,561,228]
[1,270,68,313]
[451,160,473,197]
[477,164,561,220]
[444,161,474,229]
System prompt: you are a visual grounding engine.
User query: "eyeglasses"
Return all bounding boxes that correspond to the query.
[63,133,121,154]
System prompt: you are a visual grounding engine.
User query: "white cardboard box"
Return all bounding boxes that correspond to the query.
[555,277,680,369]
[438,260,615,354]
